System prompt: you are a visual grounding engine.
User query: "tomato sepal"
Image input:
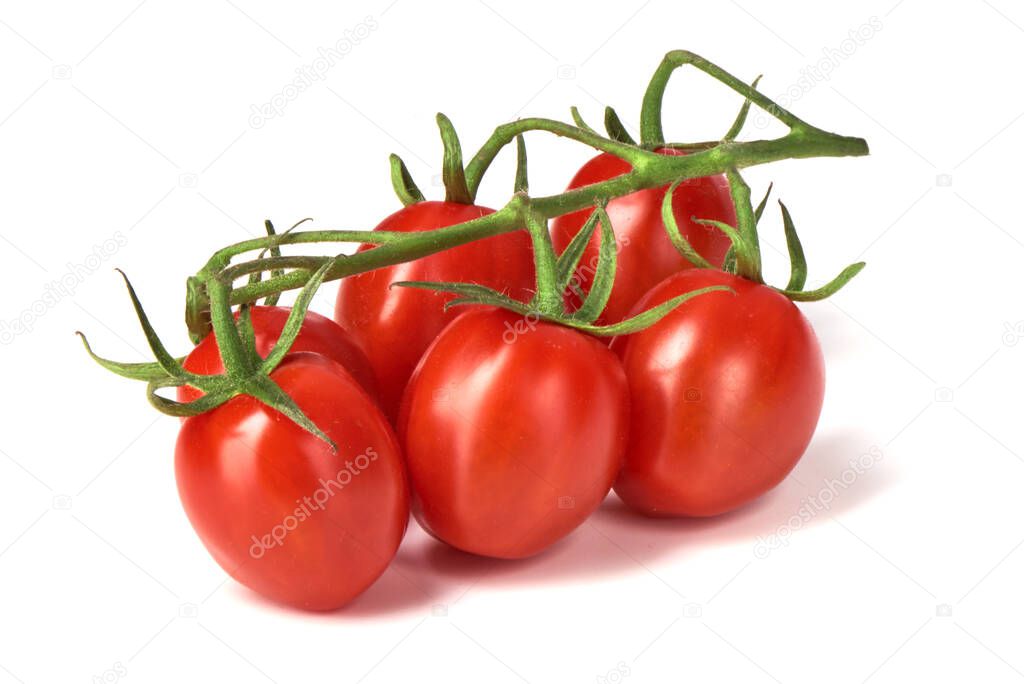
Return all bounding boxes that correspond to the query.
[391,281,533,315]
[722,74,763,143]
[393,280,732,337]
[76,332,182,382]
[604,106,636,145]
[437,112,473,204]
[570,204,618,323]
[555,204,602,293]
[662,167,864,302]
[147,376,234,417]
[569,106,598,135]
[778,200,808,291]
[578,285,733,336]
[83,259,344,447]
[388,153,425,207]
[774,262,866,302]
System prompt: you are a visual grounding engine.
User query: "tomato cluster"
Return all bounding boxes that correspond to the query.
[84,51,868,613]
[168,160,826,610]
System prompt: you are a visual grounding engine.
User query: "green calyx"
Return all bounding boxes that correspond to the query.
[393,194,733,336]
[634,51,863,299]
[666,168,864,301]
[392,278,732,338]
[81,260,340,448]
[386,113,477,207]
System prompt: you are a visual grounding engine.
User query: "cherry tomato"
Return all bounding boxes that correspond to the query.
[551,149,735,324]
[175,352,409,611]
[612,269,825,517]
[334,201,534,423]
[178,306,377,403]
[399,308,629,559]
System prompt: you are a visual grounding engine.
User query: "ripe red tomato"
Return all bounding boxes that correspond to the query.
[551,150,735,324]
[611,269,825,517]
[399,308,629,559]
[335,201,534,422]
[177,306,377,403]
[175,352,409,611]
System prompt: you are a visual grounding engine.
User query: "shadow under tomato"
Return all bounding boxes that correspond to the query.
[228,428,893,617]
[208,562,438,619]
[393,428,893,594]
[340,561,439,618]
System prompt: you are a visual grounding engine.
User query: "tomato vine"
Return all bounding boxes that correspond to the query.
[184,50,867,337]
[81,49,870,440]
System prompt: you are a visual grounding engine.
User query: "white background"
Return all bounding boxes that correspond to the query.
[1,1,1022,682]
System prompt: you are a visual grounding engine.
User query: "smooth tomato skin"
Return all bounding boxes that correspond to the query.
[399,308,629,559]
[612,270,825,517]
[550,150,735,324]
[175,353,409,611]
[335,201,534,423]
[177,306,377,403]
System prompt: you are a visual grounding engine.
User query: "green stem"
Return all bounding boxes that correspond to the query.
[186,128,866,339]
[206,277,254,377]
[464,117,651,198]
[197,229,406,278]
[184,51,869,340]
[724,168,762,282]
[523,204,562,316]
[223,208,517,304]
[641,50,810,146]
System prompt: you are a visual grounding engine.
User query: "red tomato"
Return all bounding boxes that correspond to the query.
[178,306,377,403]
[612,269,824,517]
[551,150,735,324]
[334,201,534,423]
[399,308,629,559]
[175,352,409,611]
